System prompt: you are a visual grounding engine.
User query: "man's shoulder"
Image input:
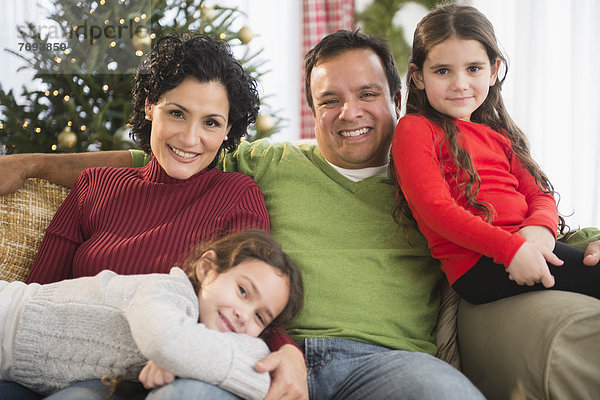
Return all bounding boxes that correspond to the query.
[238,138,317,154]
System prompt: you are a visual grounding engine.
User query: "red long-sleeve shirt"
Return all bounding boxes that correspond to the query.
[26,156,270,284]
[392,115,558,284]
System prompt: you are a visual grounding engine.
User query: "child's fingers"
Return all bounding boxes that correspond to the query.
[542,250,564,267]
[138,363,152,388]
[540,269,555,288]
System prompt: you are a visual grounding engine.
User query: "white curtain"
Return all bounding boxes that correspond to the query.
[465,0,600,229]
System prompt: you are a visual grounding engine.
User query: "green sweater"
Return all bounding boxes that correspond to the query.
[134,140,443,354]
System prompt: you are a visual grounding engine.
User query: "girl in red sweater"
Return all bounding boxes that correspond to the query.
[391,4,600,304]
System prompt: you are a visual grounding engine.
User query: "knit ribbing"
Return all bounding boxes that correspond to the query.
[26,157,269,284]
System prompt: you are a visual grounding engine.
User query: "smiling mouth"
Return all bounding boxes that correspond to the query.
[218,312,237,333]
[339,127,369,138]
[169,144,199,159]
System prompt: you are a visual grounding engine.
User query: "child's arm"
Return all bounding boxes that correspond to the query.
[392,116,525,267]
[125,272,270,400]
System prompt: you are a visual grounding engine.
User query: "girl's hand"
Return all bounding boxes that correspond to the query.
[507,242,563,288]
[518,225,556,253]
[138,360,176,389]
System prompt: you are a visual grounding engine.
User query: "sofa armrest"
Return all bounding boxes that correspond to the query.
[0,178,69,281]
[457,290,600,400]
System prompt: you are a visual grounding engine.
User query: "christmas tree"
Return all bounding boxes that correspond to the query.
[0,0,281,154]
[356,0,443,75]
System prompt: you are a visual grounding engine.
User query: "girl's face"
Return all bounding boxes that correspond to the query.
[196,258,290,338]
[146,77,232,180]
[412,38,500,121]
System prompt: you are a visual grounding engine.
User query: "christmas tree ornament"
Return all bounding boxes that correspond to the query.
[255,114,275,132]
[238,26,254,44]
[0,2,279,153]
[57,126,77,148]
[132,28,152,49]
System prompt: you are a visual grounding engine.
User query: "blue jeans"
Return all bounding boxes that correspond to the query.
[0,380,147,400]
[0,382,42,400]
[0,379,237,400]
[119,338,485,400]
[300,338,484,400]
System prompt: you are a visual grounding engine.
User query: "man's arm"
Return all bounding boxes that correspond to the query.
[0,150,132,194]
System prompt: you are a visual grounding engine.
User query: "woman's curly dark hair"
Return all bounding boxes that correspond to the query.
[130,32,260,168]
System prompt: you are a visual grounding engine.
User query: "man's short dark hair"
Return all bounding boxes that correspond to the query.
[304,29,402,113]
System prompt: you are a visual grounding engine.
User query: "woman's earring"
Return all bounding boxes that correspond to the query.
[224,135,228,141]
[145,115,151,121]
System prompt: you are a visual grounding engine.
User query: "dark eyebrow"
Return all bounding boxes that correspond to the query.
[316,83,384,99]
[165,102,227,121]
[165,102,189,113]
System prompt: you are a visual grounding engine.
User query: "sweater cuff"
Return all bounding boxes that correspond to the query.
[219,353,270,400]
[493,233,526,268]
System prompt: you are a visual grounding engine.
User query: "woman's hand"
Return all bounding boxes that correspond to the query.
[254,344,308,400]
[507,241,563,287]
[138,360,176,389]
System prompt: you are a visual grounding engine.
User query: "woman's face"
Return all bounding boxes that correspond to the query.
[146,77,231,180]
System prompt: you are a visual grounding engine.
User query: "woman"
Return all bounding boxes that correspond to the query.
[3,33,301,400]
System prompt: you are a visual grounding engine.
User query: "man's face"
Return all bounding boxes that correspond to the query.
[310,48,400,169]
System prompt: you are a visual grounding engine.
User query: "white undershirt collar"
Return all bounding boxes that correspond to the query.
[326,161,389,182]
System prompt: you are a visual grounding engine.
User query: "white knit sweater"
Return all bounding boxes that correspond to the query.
[1,268,270,399]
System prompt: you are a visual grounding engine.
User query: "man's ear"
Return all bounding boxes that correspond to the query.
[144,99,154,121]
[195,250,217,283]
[409,63,425,90]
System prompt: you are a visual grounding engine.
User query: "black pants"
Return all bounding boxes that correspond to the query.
[452,241,600,304]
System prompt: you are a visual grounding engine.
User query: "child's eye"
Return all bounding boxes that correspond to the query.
[468,66,481,73]
[435,68,449,75]
[255,313,265,326]
[238,285,247,298]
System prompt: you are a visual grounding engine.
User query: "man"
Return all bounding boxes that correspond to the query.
[2,30,599,400]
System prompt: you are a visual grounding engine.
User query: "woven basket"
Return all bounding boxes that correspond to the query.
[0,178,69,281]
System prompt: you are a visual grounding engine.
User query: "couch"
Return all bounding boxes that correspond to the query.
[2,178,600,399]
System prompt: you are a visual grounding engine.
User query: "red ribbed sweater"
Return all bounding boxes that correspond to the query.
[26,156,270,284]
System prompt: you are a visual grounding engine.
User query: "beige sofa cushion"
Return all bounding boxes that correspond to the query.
[458,290,600,400]
[0,178,69,281]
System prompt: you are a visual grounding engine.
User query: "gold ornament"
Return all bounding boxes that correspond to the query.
[238,26,254,44]
[132,28,152,49]
[255,115,275,132]
[57,126,77,148]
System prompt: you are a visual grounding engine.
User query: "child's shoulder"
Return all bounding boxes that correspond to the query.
[398,113,436,128]
[396,114,439,138]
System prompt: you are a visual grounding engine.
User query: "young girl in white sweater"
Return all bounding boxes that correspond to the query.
[0,230,303,400]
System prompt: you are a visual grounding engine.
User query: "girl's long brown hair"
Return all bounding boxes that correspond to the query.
[391,3,565,232]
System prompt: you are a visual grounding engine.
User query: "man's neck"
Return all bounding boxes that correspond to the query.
[326,161,389,182]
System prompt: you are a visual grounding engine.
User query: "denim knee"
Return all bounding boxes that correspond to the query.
[146,379,241,400]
